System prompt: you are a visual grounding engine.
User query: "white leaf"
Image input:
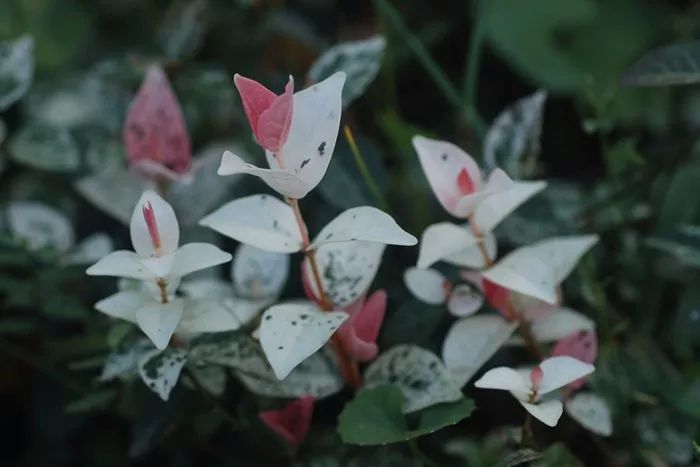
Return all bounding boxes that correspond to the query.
[445,233,497,269]
[6,201,74,252]
[169,242,232,277]
[538,356,595,395]
[443,315,518,387]
[303,240,385,308]
[176,298,242,334]
[364,345,463,413]
[179,278,234,300]
[199,194,303,253]
[525,235,599,283]
[481,246,558,304]
[138,348,188,401]
[218,151,311,199]
[474,366,530,394]
[75,168,144,225]
[308,35,386,107]
[135,299,185,350]
[259,303,347,379]
[94,290,150,323]
[528,308,594,343]
[130,190,180,258]
[447,284,483,317]
[87,250,154,280]
[0,35,34,111]
[416,222,479,269]
[403,267,447,305]
[519,399,563,427]
[565,392,613,436]
[483,90,546,179]
[232,243,289,300]
[264,72,346,198]
[311,206,417,248]
[472,181,546,233]
[64,233,114,265]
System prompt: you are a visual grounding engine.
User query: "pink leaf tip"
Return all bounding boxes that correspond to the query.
[141,201,161,250]
[123,65,191,181]
[234,73,294,154]
[259,396,314,450]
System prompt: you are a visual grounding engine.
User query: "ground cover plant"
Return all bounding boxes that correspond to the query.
[2,0,700,465]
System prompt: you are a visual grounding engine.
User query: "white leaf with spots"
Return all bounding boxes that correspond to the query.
[304,240,385,308]
[364,345,463,413]
[308,35,386,107]
[232,243,289,300]
[442,315,517,387]
[199,194,303,253]
[483,90,547,179]
[138,347,189,401]
[0,35,34,111]
[259,303,348,379]
[565,392,613,436]
[6,201,75,253]
[10,122,81,172]
[311,206,417,248]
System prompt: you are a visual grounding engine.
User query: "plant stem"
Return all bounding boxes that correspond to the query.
[343,125,390,212]
[520,412,534,447]
[286,198,362,388]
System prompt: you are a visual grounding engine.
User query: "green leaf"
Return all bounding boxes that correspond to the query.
[621,41,700,86]
[308,35,386,107]
[364,345,463,413]
[0,318,35,335]
[338,385,474,445]
[9,122,81,172]
[483,90,546,178]
[0,35,34,111]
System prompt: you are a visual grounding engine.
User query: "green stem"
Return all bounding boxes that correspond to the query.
[343,125,390,212]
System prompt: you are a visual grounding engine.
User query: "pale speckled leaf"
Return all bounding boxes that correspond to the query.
[138,348,189,401]
[565,392,612,436]
[308,35,386,107]
[304,240,385,308]
[483,91,546,178]
[64,233,114,264]
[10,122,80,172]
[99,339,153,382]
[6,201,75,253]
[364,345,463,413]
[259,303,347,379]
[232,243,289,300]
[187,364,227,396]
[621,41,700,87]
[0,35,34,111]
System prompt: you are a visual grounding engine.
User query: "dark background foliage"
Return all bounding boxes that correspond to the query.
[2,0,700,465]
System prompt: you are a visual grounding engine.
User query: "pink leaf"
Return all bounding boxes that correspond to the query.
[123,66,191,180]
[234,74,294,153]
[259,396,314,450]
[551,330,597,391]
[337,290,387,362]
